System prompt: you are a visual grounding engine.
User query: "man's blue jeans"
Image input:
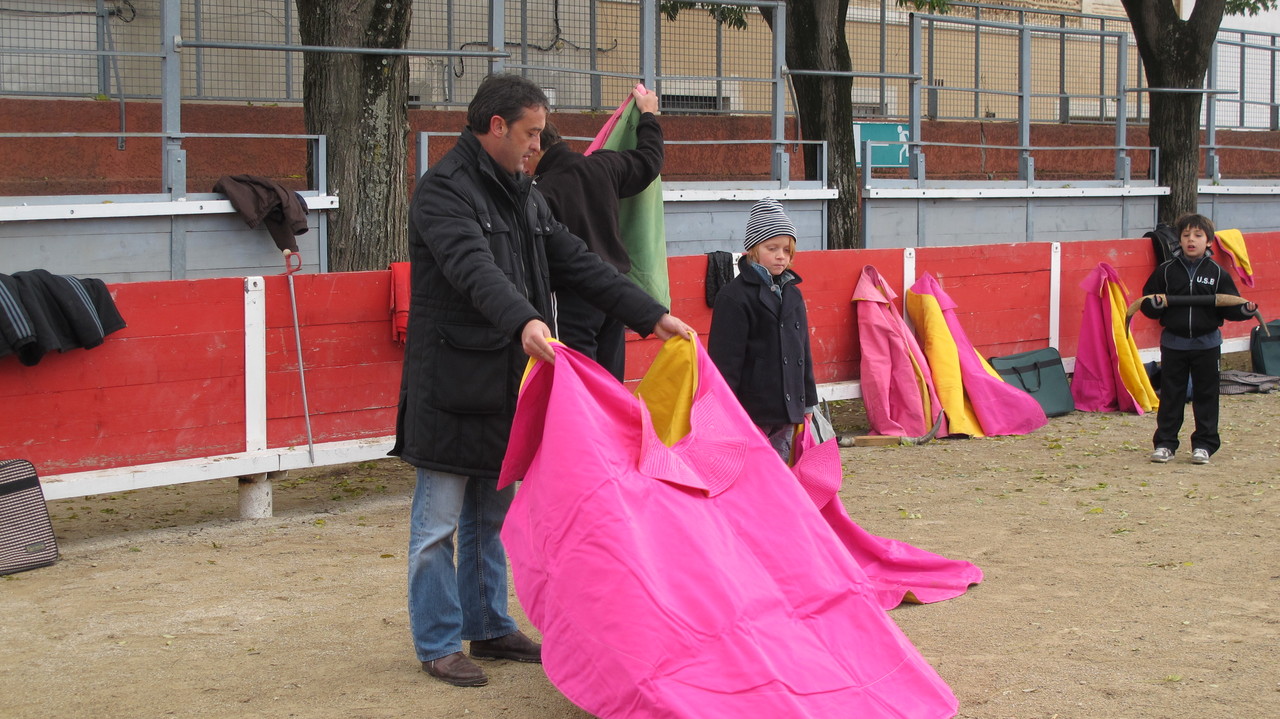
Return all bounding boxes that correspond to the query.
[408,467,517,662]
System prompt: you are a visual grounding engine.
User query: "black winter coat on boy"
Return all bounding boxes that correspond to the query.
[1140,250,1251,337]
[708,256,818,426]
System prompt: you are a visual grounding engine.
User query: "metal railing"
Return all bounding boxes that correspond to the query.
[1,0,1277,193]
[4,1,1278,123]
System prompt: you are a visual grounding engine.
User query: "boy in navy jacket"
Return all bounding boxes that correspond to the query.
[1141,213,1256,464]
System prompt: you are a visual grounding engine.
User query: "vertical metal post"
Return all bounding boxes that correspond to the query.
[589,0,600,108]
[489,0,506,74]
[926,17,937,119]
[161,0,185,197]
[879,0,888,113]
[859,139,872,248]
[1236,31,1246,128]
[315,136,329,273]
[161,0,187,278]
[972,8,981,120]
[909,14,925,182]
[1135,56,1147,123]
[416,132,430,178]
[283,0,294,100]
[193,0,204,97]
[1205,41,1221,181]
[1017,26,1034,182]
[1114,36,1130,183]
[95,0,110,95]
[716,20,725,113]
[640,0,656,89]
[314,135,329,194]
[519,0,529,75]
[447,0,457,102]
[1272,36,1279,131]
[771,2,788,185]
[652,0,663,97]
[1097,25,1107,122]
[1057,15,1068,123]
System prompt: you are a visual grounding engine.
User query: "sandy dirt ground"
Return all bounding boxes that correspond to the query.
[4,374,1279,718]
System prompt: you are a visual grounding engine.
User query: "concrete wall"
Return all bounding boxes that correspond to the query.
[861,182,1280,248]
[661,187,829,256]
[0,194,335,282]
[862,185,1163,248]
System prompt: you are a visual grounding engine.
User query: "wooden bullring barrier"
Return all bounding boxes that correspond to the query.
[4,234,1276,515]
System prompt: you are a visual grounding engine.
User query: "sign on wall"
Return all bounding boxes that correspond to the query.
[854,123,911,168]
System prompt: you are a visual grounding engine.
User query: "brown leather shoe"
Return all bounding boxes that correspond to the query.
[421,652,489,687]
[469,630,542,663]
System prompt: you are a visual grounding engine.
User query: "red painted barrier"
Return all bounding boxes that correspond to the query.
[1,272,402,479]
[4,234,1275,492]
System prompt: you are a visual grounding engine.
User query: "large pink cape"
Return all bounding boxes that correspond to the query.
[790,425,983,608]
[852,264,948,438]
[500,340,960,719]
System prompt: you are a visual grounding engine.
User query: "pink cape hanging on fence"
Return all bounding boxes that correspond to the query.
[789,420,983,608]
[852,264,948,438]
[584,86,635,156]
[1070,262,1159,414]
[906,273,1047,437]
[500,338,960,719]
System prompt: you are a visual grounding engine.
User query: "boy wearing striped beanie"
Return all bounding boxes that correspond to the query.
[707,198,819,462]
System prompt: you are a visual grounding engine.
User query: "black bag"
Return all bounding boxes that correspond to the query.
[0,459,59,575]
[1144,223,1181,265]
[704,251,735,307]
[1250,320,1280,375]
[988,347,1074,417]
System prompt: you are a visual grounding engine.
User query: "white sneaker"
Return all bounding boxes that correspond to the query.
[1191,448,1210,465]
[1150,447,1173,463]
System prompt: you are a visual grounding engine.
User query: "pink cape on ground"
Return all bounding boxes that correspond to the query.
[852,264,948,438]
[500,339,965,719]
[789,421,983,609]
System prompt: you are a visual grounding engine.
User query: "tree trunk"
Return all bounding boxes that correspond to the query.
[1148,91,1203,224]
[1121,0,1225,224]
[296,1,411,271]
[767,0,860,249]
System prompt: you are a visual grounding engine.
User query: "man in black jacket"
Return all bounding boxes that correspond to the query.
[525,87,664,380]
[390,73,691,688]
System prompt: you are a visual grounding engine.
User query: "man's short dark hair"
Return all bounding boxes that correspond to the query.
[467,73,549,135]
[1175,212,1216,238]
[539,121,563,150]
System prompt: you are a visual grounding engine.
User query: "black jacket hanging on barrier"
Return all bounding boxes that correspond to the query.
[213,174,310,253]
[0,270,126,366]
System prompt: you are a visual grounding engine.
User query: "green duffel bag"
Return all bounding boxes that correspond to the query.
[988,347,1074,417]
[1250,320,1280,376]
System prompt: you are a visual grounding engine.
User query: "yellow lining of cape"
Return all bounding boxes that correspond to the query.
[634,334,699,447]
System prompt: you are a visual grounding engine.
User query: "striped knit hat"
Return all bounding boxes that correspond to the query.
[743,197,797,251]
